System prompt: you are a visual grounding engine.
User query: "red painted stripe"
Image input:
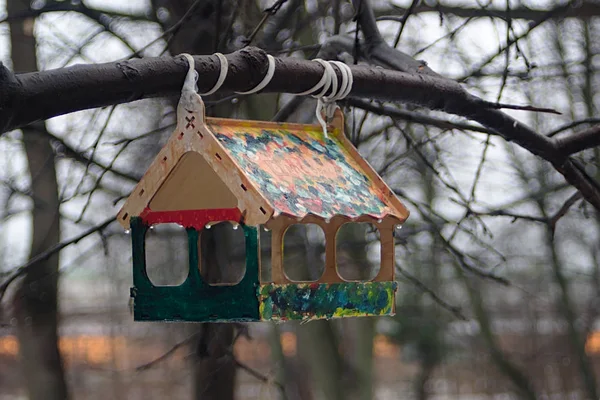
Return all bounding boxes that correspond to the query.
[140,207,242,229]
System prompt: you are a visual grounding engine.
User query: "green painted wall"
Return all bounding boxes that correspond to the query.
[130,218,260,322]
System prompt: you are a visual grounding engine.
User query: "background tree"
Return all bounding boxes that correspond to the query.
[1,0,599,399]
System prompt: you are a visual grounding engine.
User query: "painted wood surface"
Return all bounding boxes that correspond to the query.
[258,281,397,321]
[117,92,274,228]
[118,93,408,322]
[139,208,242,229]
[130,218,260,322]
[207,115,407,221]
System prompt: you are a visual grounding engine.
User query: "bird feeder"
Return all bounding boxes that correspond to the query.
[117,90,409,322]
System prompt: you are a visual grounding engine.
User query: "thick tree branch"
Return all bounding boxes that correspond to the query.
[555,124,600,155]
[352,0,440,76]
[375,1,600,22]
[352,0,600,211]
[1,46,599,210]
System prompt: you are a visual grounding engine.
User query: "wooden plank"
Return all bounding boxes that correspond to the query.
[373,217,395,282]
[149,152,238,211]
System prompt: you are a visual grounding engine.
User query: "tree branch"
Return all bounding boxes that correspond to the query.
[0,216,115,301]
[396,262,466,320]
[555,124,600,155]
[1,45,600,210]
[375,1,600,22]
[0,0,154,24]
[347,98,492,134]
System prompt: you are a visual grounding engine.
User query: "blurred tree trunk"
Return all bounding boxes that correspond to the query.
[196,228,236,399]
[544,227,598,400]
[148,1,251,399]
[336,224,376,400]
[297,320,344,400]
[456,266,537,400]
[7,1,68,399]
[415,363,433,400]
[285,226,344,400]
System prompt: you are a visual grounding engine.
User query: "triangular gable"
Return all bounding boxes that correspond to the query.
[149,152,237,211]
[117,93,274,228]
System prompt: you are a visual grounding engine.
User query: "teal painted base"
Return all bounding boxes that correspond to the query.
[258,281,397,321]
[130,217,260,322]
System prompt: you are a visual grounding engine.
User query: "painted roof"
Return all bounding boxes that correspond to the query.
[117,91,408,228]
[206,119,407,221]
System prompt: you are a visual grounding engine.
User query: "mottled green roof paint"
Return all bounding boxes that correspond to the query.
[258,282,397,321]
[208,121,396,220]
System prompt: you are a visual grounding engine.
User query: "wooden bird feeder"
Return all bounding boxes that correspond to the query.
[117,92,409,322]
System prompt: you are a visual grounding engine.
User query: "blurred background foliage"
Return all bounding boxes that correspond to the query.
[1,0,599,399]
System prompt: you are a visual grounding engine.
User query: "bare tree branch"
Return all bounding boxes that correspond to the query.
[396,262,466,320]
[136,332,200,371]
[1,45,600,209]
[374,1,600,22]
[0,216,115,301]
[0,0,153,24]
[555,124,600,155]
[347,98,492,134]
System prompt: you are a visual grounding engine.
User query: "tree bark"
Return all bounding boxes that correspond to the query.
[415,362,434,400]
[456,267,537,400]
[2,47,599,211]
[7,1,68,398]
[542,224,598,400]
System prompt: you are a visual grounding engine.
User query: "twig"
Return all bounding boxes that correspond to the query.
[233,357,288,398]
[0,216,115,301]
[442,235,510,285]
[392,0,420,48]
[75,141,130,223]
[549,191,583,231]
[482,101,561,115]
[347,99,492,134]
[396,262,466,320]
[470,209,548,224]
[406,200,510,285]
[380,1,600,21]
[547,118,600,137]
[136,333,200,371]
[244,0,289,46]
[127,0,203,59]
[470,135,492,201]
[458,1,574,81]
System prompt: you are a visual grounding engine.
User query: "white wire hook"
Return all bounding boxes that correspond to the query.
[200,53,228,95]
[312,60,353,138]
[236,54,276,95]
[180,53,198,94]
[180,52,229,96]
[179,53,353,139]
[296,59,335,98]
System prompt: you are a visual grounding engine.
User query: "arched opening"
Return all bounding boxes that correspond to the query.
[145,223,189,286]
[283,223,325,282]
[199,221,246,285]
[336,222,381,281]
